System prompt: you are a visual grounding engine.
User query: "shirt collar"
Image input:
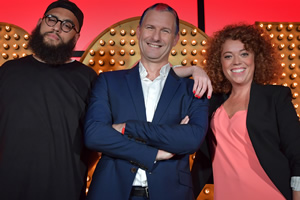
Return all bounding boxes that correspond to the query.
[139,61,171,79]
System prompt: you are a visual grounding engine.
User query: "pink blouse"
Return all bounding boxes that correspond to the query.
[210,105,285,200]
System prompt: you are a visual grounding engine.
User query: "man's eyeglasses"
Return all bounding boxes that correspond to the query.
[43,14,79,33]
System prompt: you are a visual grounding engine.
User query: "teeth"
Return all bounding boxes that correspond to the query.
[149,44,159,48]
[231,69,245,73]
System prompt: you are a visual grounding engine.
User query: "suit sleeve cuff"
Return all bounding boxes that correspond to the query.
[291,176,300,191]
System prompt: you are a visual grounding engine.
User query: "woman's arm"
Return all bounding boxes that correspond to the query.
[173,65,212,99]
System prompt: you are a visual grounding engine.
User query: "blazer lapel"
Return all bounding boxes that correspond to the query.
[152,69,181,123]
[125,64,147,121]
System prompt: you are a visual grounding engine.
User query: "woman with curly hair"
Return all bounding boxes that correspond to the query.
[191,24,300,200]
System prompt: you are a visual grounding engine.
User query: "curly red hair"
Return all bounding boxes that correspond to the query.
[204,24,282,93]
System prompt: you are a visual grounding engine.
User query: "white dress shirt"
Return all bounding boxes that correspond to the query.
[132,62,171,187]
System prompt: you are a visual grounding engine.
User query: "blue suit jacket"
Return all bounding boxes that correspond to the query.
[84,64,209,200]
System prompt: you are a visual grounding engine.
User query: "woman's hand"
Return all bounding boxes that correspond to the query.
[173,65,212,99]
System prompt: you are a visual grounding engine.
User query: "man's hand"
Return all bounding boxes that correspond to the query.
[155,116,188,162]
[156,150,175,161]
[112,123,126,134]
[180,116,189,124]
[172,65,212,99]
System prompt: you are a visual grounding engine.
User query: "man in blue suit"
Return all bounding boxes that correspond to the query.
[84,3,209,200]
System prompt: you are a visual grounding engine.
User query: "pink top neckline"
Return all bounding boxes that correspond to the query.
[210,105,285,200]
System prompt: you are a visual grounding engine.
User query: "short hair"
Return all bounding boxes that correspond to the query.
[204,24,281,93]
[139,3,179,35]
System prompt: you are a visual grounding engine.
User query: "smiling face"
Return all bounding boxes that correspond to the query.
[136,9,179,66]
[39,7,79,47]
[221,39,255,88]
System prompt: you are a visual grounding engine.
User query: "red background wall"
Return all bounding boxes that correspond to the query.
[1,0,299,50]
[0,0,197,50]
[205,0,300,36]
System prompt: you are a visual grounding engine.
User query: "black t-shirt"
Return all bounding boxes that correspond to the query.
[0,55,97,200]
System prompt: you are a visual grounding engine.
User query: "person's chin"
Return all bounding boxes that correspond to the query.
[43,38,61,47]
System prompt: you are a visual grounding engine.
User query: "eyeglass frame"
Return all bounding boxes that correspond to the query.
[43,14,79,33]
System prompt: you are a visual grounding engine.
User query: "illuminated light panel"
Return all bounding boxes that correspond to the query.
[287,24,293,31]
[130,29,136,36]
[204,187,211,194]
[1,23,32,65]
[191,49,197,56]
[191,29,197,36]
[13,33,20,40]
[2,52,8,59]
[5,25,11,32]
[109,50,115,56]
[99,40,105,46]
[88,59,95,66]
[181,39,188,46]
[129,49,135,55]
[89,49,95,56]
[120,30,126,36]
[119,49,125,56]
[99,50,105,56]
[13,44,19,50]
[119,60,125,66]
[22,43,28,49]
[289,63,296,69]
[109,59,115,65]
[4,34,10,40]
[109,40,115,46]
[130,39,135,46]
[278,44,285,50]
[12,53,18,59]
[191,59,198,65]
[120,39,126,46]
[171,49,177,56]
[98,60,104,66]
[291,82,298,89]
[24,34,29,40]
[110,28,116,36]
[277,24,283,31]
[288,43,295,50]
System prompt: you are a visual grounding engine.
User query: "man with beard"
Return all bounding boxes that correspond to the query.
[0,1,97,200]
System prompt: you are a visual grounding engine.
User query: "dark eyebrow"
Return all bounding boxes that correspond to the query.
[47,14,75,24]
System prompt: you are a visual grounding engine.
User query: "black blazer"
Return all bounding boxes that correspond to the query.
[191,82,300,200]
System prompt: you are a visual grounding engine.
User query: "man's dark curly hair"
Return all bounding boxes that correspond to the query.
[204,24,282,93]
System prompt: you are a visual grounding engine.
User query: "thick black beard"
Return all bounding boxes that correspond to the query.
[28,24,76,66]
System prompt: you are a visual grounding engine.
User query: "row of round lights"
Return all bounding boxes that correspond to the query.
[0,25,30,61]
[258,23,299,117]
[87,28,207,70]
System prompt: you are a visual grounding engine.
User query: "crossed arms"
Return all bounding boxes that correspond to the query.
[84,71,209,170]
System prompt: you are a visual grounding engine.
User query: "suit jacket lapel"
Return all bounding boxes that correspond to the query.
[125,64,147,121]
[152,69,181,123]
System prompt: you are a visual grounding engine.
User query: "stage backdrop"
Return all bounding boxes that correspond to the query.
[1,0,299,50]
[0,0,198,50]
[204,0,300,36]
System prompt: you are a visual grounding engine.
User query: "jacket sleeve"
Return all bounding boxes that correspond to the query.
[276,87,300,176]
[84,73,157,170]
[124,96,209,155]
